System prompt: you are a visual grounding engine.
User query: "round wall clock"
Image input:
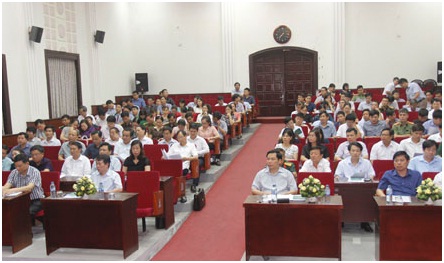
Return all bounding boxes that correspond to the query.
[273,25,292,44]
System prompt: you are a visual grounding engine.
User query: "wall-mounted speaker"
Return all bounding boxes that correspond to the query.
[438,61,442,84]
[94,30,105,43]
[135,73,149,93]
[29,26,44,43]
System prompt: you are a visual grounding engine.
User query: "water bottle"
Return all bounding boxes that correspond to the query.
[324,184,331,203]
[271,184,277,202]
[50,181,57,198]
[386,185,393,204]
[98,182,104,193]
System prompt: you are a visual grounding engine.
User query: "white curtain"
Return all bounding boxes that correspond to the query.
[48,58,78,118]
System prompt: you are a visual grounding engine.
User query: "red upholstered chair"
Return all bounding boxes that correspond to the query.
[422,172,439,180]
[43,146,61,160]
[79,139,90,146]
[2,171,11,185]
[393,137,404,144]
[327,138,336,150]
[51,160,65,172]
[126,171,164,232]
[117,171,126,191]
[373,160,394,181]
[143,144,169,162]
[325,143,335,160]
[55,129,62,139]
[398,102,406,109]
[151,159,185,204]
[408,111,419,122]
[329,160,339,173]
[297,172,335,196]
[35,171,61,219]
[301,126,309,138]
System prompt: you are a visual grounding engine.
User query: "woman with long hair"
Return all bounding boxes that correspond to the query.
[122,140,150,174]
[301,127,330,162]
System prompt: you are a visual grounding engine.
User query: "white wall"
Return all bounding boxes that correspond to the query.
[2,2,442,133]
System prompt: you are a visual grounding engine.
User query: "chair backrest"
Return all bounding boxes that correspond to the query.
[364,137,381,153]
[297,172,335,195]
[55,129,62,139]
[151,159,183,178]
[422,172,439,180]
[325,143,335,160]
[126,171,160,209]
[143,144,169,162]
[117,171,126,191]
[51,160,65,172]
[40,171,61,197]
[43,146,61,160]
[408,111,419,122]
[372,160,394,180]
[327,138,335,149]
[2,171,11,185]
[393,137,404,144]
[301,126,309,138]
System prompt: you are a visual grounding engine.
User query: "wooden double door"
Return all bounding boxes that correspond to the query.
[249,47,318,116]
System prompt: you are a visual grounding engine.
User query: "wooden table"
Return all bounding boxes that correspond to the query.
[2,192,33,253]
[243,195,343,260]
[156,176,175,229]
[42,193,139,259]
[374,196,442,261]
[334,181,379,222]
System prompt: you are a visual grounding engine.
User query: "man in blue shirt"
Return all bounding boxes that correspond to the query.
[314,111,336,138]
[408,140,442,174]
[399,78,427,109]
[376,151,422,197]
[7,132,32,158]
[131,91,146,109]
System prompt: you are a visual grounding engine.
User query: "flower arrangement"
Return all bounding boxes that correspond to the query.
[73,176,97,197]
[416,178,442,201]
[298,175,325,198]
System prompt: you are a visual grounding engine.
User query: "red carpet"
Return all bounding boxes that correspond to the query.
[152,124,282,261]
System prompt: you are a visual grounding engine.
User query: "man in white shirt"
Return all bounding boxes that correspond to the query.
[187,124,210,173]
[41,125,61,146]
[427,98,442,119]
[114,129,134,161]
[105,127,123,146]
[299,146,331,172]
[135,126,153,145]
[78,106,96,124]
[335,142,375,181]
[382,77,399,96]
[90,154,122,193]
[428,124,442,143]
[399,124,426,158]
[231,82,243,96]
[101,115,123,140]
[357,93,373,111]
[336,114,364,138]
[91,142,122,174]
[335,128,368,161]
[370,128,400,162]
[61,141,91,178]
[314,87,328,105]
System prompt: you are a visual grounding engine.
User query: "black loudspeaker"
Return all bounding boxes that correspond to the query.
[29,26,44,43]
[135,73,149,92]
[94,30,105,43]
[438,61,442,84]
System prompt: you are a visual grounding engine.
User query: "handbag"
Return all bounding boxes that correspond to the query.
[193,188,206,211]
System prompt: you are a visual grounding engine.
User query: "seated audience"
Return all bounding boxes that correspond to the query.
[160,89,175,106]
[34,119,46,140]
[427,98,442,119]
[122,140,150,174]
[392,108,413,138]
[198,116,221,165]
[314,87,328,105]
[83,130,103,159]
[193,97,204,114]
[215,96,227,107]
[58,129,86,160]
[399,124,426,158]
[415,108,429,125]
[105,127,123,146]
[91,142,122,174]
[358,93,373,111]
[407,140,442,174]
[2,145,13,171]
[41,125,61,146]
[101,115,123,141]
[79,120,95,139]
[2,154,45,218]
[158,126,179,148]
[335,128,368,161]
[313,111,336,138]
[26,126,41,146]
[243,87,255,106]
[305,94,316,112]
[335,142,375,181]
[251,149,297,195]
[352,85,366,102]
[299,146,331,173]
[196,104,213,124]
[59,114,71,130]
[384,109,398,129]
[212,112,228,148]
[423,109,441,135]
[363,110,387,137]
[114,128,134,161]
[61,141,91,178]
[375,151,422,196]
[301,128,330,162]
[428,124,442,142]
[135,125,153,145]
[29,145,53,172]
[131,90,146,109]
[187,123,210,184]
[169,130,198,195]
[370,128,400,162]
[120,111,132,129]
[151,116,165,141]
[336,114,363,138]
[358,109,370,130]
[60,119,79,141]
[231,82,242,96]
[78,105,96,125]
[275,128,299,161]
[279,116,304,141]
[8,132,32,158]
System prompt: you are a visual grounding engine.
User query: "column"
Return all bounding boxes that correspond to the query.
[221,2,235,92]
[333,2,345,85]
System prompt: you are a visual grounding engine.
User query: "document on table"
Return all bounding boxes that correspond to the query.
[261,194,304,202]
[161,149,182,160]
[392,195,411,203]
[3,191,22,198]
[63,192,80,199]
